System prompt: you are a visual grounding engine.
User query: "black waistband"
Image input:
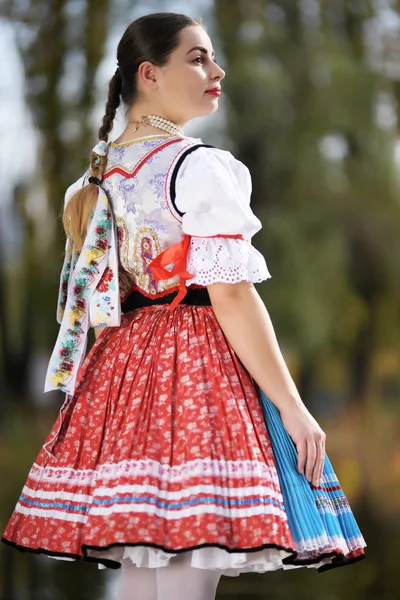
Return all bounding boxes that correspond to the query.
[121,286,211,313]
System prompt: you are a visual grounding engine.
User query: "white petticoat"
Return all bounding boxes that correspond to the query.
[49,545,335,576]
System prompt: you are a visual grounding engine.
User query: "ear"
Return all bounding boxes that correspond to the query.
[137,61,159,89]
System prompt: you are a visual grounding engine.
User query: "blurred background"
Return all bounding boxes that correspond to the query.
[1,0,400,598]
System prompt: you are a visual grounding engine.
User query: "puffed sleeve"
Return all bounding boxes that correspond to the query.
[175,147,271,286]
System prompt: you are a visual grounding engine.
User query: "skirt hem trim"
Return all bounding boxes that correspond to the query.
[1,536,365,573]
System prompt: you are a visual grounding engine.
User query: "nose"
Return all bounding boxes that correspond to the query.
[212,62,225,81]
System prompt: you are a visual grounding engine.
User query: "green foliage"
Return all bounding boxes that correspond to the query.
[213,3,400,595]
[214,0,400,387]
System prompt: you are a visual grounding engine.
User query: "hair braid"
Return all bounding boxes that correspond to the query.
[98,69,122,142]
[88,70,122,183]
[62,71,122,251]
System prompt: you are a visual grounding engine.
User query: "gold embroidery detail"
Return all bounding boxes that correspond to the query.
[109,134,176,148]
[116,217,135,275]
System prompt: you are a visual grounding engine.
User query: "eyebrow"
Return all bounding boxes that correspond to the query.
[187,46,215,58]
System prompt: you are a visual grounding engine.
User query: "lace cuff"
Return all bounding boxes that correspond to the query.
[186,236,271,287]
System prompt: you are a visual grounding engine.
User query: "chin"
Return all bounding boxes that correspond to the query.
[201,102,220,117]
[185,102,219,122]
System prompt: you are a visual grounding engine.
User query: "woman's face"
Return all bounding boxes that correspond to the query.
[144,25,226,125]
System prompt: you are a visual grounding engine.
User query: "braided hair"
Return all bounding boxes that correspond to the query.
[62,12,203,251]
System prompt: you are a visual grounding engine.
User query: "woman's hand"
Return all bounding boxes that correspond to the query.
[279,403,326,487]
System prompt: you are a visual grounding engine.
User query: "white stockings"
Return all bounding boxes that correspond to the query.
[117,560,157,600]
[117,553,222,600]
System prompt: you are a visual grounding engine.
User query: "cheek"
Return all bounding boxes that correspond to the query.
[184,67,207,94]
[164,70,188,96]
[163,67,205,100]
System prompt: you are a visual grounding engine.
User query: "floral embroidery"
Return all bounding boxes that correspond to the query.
[92,294,113,324]
[111,146,127,163]
[45,189,121,395]
[149,172,167,208]
[57,244,79,323]
[57,244,72,321]
[121,179,139,214]
[96,266,115,293]
[51,208,112,390]
[142,139,167,150]
[142,139,168,163]
[142,216,168,235]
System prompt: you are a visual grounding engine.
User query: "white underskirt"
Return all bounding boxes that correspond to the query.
[49,545,335,576]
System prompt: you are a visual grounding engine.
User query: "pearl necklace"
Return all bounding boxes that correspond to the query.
[129,115,184,137]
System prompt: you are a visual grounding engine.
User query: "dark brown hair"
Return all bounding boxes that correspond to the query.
[63,12,203,251]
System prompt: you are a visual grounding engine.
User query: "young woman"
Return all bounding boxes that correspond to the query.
[1,12,366,600]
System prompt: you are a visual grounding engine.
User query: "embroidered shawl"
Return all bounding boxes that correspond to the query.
[44,185,120,395]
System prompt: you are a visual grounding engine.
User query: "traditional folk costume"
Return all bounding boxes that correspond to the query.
[1,133,366,575]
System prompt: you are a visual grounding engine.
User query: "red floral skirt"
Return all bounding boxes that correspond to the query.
[1,304,351,575]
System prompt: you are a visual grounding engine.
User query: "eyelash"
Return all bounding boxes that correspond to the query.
[193,56,218,65]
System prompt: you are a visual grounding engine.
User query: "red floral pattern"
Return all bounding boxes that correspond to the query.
[2,305,299,569]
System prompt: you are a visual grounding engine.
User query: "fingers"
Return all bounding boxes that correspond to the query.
[305,439,316,483]
[316,433,326,485]
[298,433,326,487]
[297,440,307,476]
[312,436,326,487]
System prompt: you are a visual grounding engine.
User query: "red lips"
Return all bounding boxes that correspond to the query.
[206,88,221,96]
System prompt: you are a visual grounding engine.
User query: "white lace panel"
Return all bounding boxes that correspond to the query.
[186,236,272,287]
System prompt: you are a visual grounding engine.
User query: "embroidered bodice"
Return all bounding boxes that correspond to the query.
[103,135,200,301]
[44,134,271,396]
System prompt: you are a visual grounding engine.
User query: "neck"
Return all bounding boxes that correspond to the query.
[128,105,186,129]
[126,117,184,140]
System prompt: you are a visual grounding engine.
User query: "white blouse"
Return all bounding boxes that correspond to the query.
[175,146,271,286]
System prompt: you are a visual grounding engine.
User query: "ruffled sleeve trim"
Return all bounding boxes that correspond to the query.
[186,236,271,287]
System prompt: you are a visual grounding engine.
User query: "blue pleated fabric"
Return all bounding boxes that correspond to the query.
[258,387,367,572]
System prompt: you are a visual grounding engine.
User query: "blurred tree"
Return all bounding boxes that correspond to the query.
[213,0,400,403]
[1,0,111,403]
[213,1,400,597]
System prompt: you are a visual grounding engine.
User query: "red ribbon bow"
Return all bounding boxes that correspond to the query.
[149,233,245,310]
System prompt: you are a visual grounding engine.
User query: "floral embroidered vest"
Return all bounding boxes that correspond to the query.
[44,135,216,396]
[103,135,207,303]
